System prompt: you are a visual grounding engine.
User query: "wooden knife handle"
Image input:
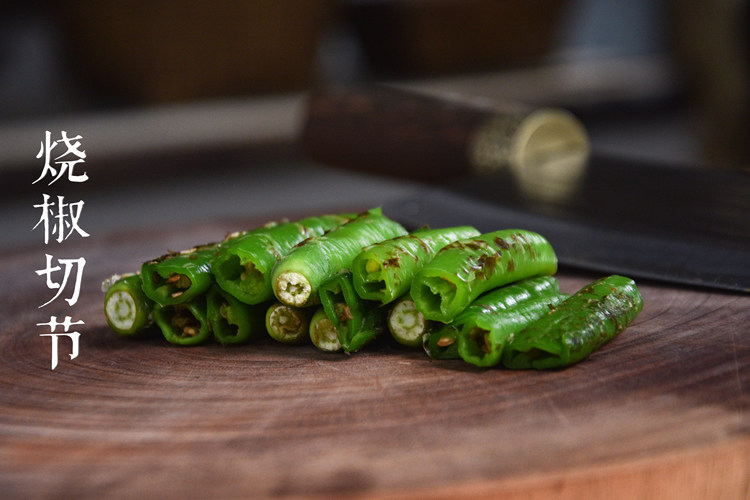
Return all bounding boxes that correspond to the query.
[300,84,590,202]
[301,85,495,181]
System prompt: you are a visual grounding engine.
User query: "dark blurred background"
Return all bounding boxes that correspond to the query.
[2,0,748,166]
[1,0,748,249]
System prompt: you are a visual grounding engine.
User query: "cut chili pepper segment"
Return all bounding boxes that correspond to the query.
[272,208,407,307]
[265,302,312,345]
[456,278,568,368]
[319,271,384,353]
[352,225,480,305]
[152,297,211,346]
[207,285,267,346]
[141,243,220,306]
[213,214,356,305]
[309,307,343,353]
[387,295,431,348]
[503,275,644,369]
[425,276,562,362]
[411,229,558,323]
[103,273,154,337]
[424,328,461,360]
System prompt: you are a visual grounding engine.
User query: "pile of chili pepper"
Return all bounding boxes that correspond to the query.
[102,207,643,369]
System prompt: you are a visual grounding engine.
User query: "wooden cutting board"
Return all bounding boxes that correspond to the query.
[1,216,748,499]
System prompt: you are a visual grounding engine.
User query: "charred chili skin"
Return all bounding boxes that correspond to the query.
[212,214,355,305]
[272,208,407,308]
[141,243,219,306]
[152,297,211,346]
[410,229,558,323]
[319,271,383,353]
[103,274,154,337]
[455,277,567,368]
[207,285,266,345]
[503,275,644,370]
[139,227,260,307]
[352,226,480,305]
[425,276,561,361]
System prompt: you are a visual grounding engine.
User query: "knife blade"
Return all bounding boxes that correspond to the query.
[383,155,750,293]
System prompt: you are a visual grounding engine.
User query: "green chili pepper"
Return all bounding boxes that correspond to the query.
[141,242,220,305]
[272,208,407,307]
[265,302,312,345]
[152,297,211,346]
[206,285,267,345]
[424,328,461,360]
[212,214,355,305]
[319,271,383,352]
[455,277,567,368]
[102,273,154,337]
[410,229,557,323]
[352,225,480,305]
[424,276,560,360]
[387,294,433,348]
[426,324,463,358]
[309,307,342,352]
[503,275,644,370]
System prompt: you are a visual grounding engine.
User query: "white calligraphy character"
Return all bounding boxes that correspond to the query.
[36,254,86,307]
[38,316,83,370]
[34,130,88,185]
[33,194,90,244]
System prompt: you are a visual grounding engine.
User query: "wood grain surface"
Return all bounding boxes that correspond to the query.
[1,217,748,499]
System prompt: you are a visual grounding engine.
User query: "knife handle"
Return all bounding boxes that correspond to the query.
[300,85,590,201]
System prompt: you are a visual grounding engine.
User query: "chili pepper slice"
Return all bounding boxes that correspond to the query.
[272,208,407,307]
[265,302,312,345]
[410,229,557,323]
[424,328,461,360]
[103,273,154,337]
[152,297,211,346]
[503,275,644,369]
[387,294,433,348]
[319,271,383,353]
[206,284,266,345]
[424,276,560,360]
[140,242,220,306]
[212,214,355,305]
[352,225,480,305]
[455,277,567,367]
[309,307,343,352]
[139,226,269,307]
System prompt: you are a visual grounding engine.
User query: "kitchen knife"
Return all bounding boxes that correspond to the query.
[383,180,750,293]
[303,85,750,292]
